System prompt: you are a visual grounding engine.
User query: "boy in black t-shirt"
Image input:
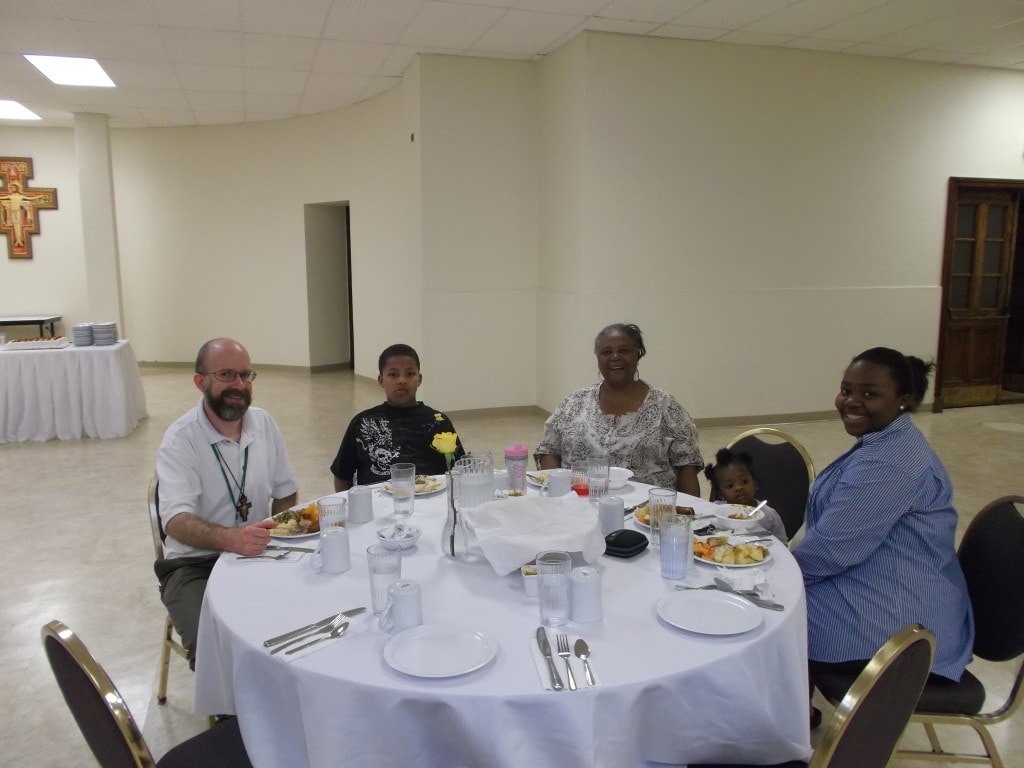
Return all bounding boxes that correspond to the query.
[331,344,466,490]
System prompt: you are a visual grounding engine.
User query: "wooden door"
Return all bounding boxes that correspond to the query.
[937,185,1017,408]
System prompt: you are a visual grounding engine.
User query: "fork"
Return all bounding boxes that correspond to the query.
[556,633,577,691]
[237,552,289,561]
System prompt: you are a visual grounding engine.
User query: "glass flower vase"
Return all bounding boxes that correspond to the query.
[442,470,468,559]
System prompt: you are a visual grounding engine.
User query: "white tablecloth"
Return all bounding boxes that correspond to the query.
[195,485,811,768]
[0,341,148,442]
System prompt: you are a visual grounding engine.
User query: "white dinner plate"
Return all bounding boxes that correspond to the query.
[269,530,319,541]
[382,475,446,496]
[384,624,497,678]
[694,536,772,569]
[526,471,547,488]
[656,591,763,635]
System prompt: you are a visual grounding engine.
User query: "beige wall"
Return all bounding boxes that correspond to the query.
[2,32,1024,418]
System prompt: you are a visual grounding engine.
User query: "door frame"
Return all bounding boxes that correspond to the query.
[935,177,1024,412]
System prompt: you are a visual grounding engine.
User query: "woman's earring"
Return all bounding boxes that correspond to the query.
[634,368,640,382]
[899,405,906,411]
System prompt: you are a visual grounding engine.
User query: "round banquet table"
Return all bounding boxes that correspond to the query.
[194,482,811,768]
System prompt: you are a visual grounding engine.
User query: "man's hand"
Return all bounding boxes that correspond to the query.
[232,518,277,556]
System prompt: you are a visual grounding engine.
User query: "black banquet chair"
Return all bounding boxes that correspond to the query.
[693,624,936,768]
[726,427,815,541]
[814,495,1024,768]
[42,619,253,768]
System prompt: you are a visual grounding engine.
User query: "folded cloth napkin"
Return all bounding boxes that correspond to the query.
[280,614,370,662]
[715,567,769,594]
[530,629,602,690]
[462,496,606,575]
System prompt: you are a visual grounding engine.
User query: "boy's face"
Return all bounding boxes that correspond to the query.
[378,355,422,407]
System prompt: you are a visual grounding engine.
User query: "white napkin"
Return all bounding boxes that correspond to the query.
[530,629,602,690]
[715,567,769,595]
[277,613,371,662]
[232,551,305,563]
[462,496,606,575]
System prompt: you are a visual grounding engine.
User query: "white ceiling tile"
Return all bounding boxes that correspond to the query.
[744,0,891,37]
[672,0,798,30]
[781,37,853,53]
[153,0,242,31]
[900,48,967,63]
[244,91,302,116]
[243,67,309,95]
[843,42,920,58]
[312,39,395,74]
[102,60,180,90]
[69,20,169,60]
[186,89,244,111]
[242,33,319,69]
[598,0,704,24]
[161,27,244,66]
[516,0,609,13]
[323,0,422,43]
[0,16,79,52]
[191,109,247,124]
[305,71,373,98]
[582,17,659,34]
[361,75,403,97]
[175,63,244,91]
[399,1,505,49]
[812,0,953,43]
[472,9,585,54]
[378,45,421,76]
[718,30,800,47]
[242,0,333,37]
[138,107,196,126]
[299,93,359,115]
[939,18,1024,55]
[55,0,160,25]
[126,87,191,110]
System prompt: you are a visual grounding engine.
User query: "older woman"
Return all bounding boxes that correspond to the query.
[795,347,974,689]
[535,323,702,494]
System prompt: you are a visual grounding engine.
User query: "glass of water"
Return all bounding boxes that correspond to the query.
[390,463,416,516]
[536,550,572,627]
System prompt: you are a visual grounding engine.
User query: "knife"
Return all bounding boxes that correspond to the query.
[536,627,564,691]
[263,607,366,647]
[265,545,316,553]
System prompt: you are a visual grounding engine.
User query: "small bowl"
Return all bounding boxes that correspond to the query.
[376,524,422,550]
[608,467,633,489]
[711,504,764,532]
[521,565,538,597]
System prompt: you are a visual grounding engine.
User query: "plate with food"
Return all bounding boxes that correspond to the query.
[632,504,696,528]
[693,535,771,568]
[526,471,548,488]
[382,474,446,496]
[269,501,320,539]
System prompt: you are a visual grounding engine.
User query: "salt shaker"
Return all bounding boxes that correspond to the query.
[504,443,528,494]
[570,566,602,622]
[598,496,624,535]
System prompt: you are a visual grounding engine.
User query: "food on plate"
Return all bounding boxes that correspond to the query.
[634,504,695,526]
[527,471,548,486]
[693,536,767,565]
[269,502,319,536]
[384,474,444,494]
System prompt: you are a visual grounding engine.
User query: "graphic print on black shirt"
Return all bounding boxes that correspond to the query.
[356,417,400,479]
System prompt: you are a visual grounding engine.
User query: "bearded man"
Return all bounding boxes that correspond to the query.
[155,338,298,668]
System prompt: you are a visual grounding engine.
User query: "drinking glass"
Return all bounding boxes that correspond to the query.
[571,462,589,497]
[648,488,677,547]
[587,454,610,505]
[660,515,691,579]
[366,544,402,614]
[317,497,347,530]
[390,463,416,516]
[536,550,572,627]
[454,454,493,509]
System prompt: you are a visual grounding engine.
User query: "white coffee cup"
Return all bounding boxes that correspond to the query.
[348,486,374,523]
[378,579,422,633]
[315,527,351,574]
[544,468,572,497]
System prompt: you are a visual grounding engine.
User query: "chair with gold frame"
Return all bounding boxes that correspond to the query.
[725,427,815,541]
[692,624,936,768]
[148,475,188,704]
[815,495,1024,768]
[42,619,252,768]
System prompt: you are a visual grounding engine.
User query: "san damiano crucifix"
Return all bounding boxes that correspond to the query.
[0,157,58,259]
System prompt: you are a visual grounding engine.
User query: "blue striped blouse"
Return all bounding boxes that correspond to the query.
[794,414,974,680]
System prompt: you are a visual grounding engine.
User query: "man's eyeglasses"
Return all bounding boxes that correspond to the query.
[201,369,258,383]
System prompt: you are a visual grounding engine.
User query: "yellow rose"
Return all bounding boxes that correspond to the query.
[431,432,458,455]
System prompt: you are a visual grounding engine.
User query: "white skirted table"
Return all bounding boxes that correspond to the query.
[195,485,811,768]
[0,340,148,442]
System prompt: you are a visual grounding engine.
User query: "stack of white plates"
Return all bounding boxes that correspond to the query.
[92,322,118,346]
[72,323,94,346]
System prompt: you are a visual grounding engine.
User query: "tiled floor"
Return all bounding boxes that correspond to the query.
[3,366,1022,766]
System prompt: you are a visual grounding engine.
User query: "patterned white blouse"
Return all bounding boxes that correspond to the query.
[536,381,703,488]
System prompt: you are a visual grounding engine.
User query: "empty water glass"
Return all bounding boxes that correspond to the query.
[390,463,416,516]
[536,550,572,627]
[648,488,677,547]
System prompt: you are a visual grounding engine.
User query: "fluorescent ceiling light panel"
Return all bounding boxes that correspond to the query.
[0,100,41,120]
[24,54,115,87]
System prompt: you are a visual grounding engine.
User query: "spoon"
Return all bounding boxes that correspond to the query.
[286,621,350,655]
[574,639,596,687]
[741,500,767,519]
[271,614,348,655]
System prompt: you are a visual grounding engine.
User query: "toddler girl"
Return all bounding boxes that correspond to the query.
[703,447,788,543]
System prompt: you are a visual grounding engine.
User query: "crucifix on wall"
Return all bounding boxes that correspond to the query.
[0,157,58,259]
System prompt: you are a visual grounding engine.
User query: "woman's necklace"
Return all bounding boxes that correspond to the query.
[212,444,251,522]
